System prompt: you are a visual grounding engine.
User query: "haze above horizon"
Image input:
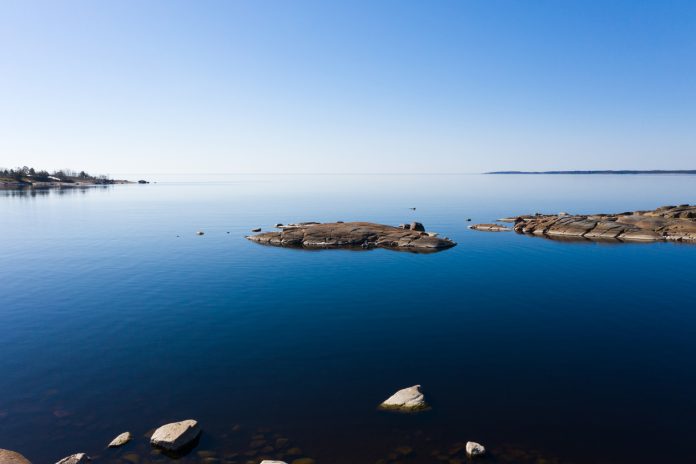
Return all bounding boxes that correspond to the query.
[1,0,694,175]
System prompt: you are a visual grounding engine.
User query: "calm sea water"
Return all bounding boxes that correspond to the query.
[2,174,696,464]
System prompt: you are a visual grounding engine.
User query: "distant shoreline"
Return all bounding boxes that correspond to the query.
[486,170,696,175]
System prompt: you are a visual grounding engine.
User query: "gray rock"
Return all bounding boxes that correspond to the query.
[0,449,31,464]
[150,419,201,451]
[466,441,485,456]
[410,221,425,232]
[468,223,510,232]
[108,431,132,448]
[196,231,204,236]
[55,453,89,464]
[379,385,427,411]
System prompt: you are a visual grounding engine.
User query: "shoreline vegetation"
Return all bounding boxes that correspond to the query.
[486,170,696,174]
[0,166,146,188]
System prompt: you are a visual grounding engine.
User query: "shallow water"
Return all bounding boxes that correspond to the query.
[2,174,696,464]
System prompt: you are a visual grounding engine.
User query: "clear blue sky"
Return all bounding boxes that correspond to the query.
[1,0,694,174]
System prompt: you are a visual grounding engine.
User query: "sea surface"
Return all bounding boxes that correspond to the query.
[2,174,696,464]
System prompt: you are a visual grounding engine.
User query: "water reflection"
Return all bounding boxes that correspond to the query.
[0,185,110,198]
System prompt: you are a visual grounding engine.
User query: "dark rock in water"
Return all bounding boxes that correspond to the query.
[469,223,510,232]
[196,231,204,236]
[513,205,696,242]
[138,180,149,184]
[55,453,89,464]
[0,449,31,464]
[252,228,262,232]
[247,222,456,252]
[410,221,425,232]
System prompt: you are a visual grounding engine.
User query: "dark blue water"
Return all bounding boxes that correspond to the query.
[2,174,696,464]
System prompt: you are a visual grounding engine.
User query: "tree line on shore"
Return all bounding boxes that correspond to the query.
[0,166,110,183]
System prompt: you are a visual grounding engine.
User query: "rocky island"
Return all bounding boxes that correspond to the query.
[246,222,456,252]
[497,204,696,242]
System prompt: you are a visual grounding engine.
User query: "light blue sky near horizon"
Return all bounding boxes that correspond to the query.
[1,0,694,175]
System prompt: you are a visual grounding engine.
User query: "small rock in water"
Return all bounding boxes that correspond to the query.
[274,223,283,228]
[150,419,201,451]
[0,449,31,464]
[196,231,205,236]
[466,441,485,456]
[252,228,262,232]
[410,221,425,232]
[410,207,416,210]
[108,431,132,447]
[55,453,90,464]
[260,461,288,464]
[466,218,472,221]
[379,385,427,411]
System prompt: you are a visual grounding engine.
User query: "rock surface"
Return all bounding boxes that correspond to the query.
[0,449,31,464]
[511,205,696,242]
[466,441,486,456]
[469,223,511,232]
[247,222,456,252]
[108,431,132,448]
[379,385,428,411]
[150,419,201,451]
[55,454,89,464]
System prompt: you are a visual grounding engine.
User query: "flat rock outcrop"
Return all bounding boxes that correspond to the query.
[0,449,31,464]
[247,222,456,252]
[379,385,428,412]
[150,419,201,451]
[511,205,696,242]
[469,223,511,232]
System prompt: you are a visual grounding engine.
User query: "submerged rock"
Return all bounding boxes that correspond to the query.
[466,441,485,456]
[0,449,31,464]
[108,431,132,447]
[247,222,456,252]
[55,454,89,464]
[469,223,510,232]
[512,205,696,242]
[379,385,428,411]
[150,419,201,451]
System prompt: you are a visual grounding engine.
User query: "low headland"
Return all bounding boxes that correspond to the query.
[0,167,146,188]
[470,204,696,242]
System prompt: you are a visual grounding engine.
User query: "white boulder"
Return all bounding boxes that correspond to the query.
[108,431,132,448]
[379,385,427,411]
[150,419,201,451]
[466,441,485,456]
[55,454,89,464]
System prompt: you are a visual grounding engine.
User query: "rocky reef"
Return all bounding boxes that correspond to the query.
[503,204,696,242]
[246,222,456,252]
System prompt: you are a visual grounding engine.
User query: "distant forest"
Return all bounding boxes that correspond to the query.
[487,170,696,175]
[0,166,111,183]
